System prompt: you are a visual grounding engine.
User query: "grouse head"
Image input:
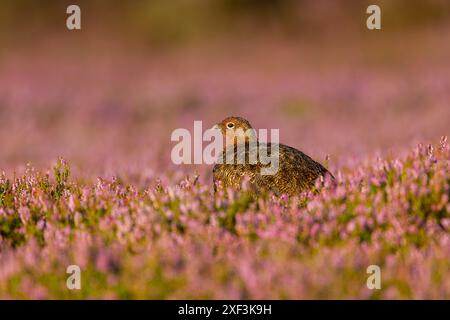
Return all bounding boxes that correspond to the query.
[213,116,256,147]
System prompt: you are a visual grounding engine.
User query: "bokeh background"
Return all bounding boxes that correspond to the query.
[1,0,449,183]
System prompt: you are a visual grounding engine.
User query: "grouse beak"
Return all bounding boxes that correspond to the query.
[212,124,220,130]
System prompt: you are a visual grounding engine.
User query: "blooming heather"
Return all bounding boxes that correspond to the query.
[0,138,448,299]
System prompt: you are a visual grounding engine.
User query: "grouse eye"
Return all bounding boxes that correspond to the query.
[226,122,235,129]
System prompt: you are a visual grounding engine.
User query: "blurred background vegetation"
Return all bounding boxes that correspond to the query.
[1,0,449,175]
[0,0,449,48]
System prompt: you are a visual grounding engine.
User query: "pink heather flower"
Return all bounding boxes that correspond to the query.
[347,221,356,232]
[36,219,46,230]
[68,195,76,212]
[18,207,31,224]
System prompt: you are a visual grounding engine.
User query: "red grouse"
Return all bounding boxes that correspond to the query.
[212,116,334,196]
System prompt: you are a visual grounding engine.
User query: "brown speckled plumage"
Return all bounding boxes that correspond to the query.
[213,116,334,196]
